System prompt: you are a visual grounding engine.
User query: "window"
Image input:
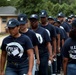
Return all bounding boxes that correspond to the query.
[2,17,7,23]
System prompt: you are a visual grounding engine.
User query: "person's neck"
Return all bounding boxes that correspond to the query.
[41,22,48,26]
[31,26,39,31]
[20,28,28,33]
[13,33,21,38]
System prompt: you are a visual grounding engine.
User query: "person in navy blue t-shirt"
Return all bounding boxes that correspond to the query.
[17,14,40,75]
[57,12,70,37]
[29,14,53,75]
[62,19,76,75]
[39,10,57,59]
[54,19,66,74]
[0,19,34,75]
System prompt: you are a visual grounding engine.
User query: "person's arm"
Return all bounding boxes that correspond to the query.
[34,45,40,65]
[57,34,60,53]
[62,39,65,47]
[67,32,69,37]
[52,37,56,57]
[63,57,68,75]
[1,50,7,74]
[27,49,34,75]
[46,42,53,61]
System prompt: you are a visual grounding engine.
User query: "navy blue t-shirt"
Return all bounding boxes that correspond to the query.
[55,26,60,35]
[60,28,68,40]
[40,23,56,43]
[59,28,65,41]
[61,22,70,33]
[62,38,76,64]
[20,29,38,46]
[32,26,51,56]
[59,28,65,47]
[55,26,60,40]
[1,34,33,63]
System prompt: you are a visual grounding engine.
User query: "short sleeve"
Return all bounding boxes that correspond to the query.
[51,25,57,38]
[44,29,51,42]
[62,40,69,58]
[32,32,39,46]
[1,39,6,51]
[25,36,33,50]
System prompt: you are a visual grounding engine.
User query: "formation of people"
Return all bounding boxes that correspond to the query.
[0,10,76,75]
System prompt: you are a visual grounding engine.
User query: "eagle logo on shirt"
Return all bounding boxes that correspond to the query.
[6,42,24,58]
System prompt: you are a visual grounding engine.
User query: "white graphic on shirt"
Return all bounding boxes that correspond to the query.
[69,46,76,59]
[6,42,24,58]
[35,33,43,44]
[69,54,76,59]
[60,26,64,30]
[45,29,50,37]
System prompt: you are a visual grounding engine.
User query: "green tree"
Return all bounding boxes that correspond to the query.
[16,0,42,16]
[0,0,9,6]
[0,0,75,17]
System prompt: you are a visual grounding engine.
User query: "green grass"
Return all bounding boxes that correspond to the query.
[0,33,9,37]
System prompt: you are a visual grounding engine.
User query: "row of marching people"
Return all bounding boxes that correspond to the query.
[0,10,76,75]
[47,12,76,75]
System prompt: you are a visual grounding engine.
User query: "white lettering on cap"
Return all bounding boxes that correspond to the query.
[58,13,61,16]
[9,21,12,24]
[32,15,35,17]
[42,12,44,15]
[20,17,23,21]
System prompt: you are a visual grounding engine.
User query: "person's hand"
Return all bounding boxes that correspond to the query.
[36,59,40,65]
[52,52,56,58]
[0,71,5,75]
[49,55,53,62]
[27,71,32,75]
[57,47,60,53]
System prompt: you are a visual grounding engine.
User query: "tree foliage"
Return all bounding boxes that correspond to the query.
[0,0,76,17]
[0,0,9,6]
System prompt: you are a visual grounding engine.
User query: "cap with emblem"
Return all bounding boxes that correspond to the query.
[17,14,28,24]
[7,19,20,27]
[48,16,54,20]
[29,14,39,20]
[39,10,48,17]
[57,12,65,17]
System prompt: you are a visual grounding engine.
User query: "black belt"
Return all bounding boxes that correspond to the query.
[7,61,19,65]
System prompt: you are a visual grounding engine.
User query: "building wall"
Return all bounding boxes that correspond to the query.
[0,16,17,33]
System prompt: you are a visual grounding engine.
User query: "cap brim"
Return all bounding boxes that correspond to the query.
[57,15,64,17]
[7,24,16,28]
[19,21,27,25]
[29,18,38,20]
[40,15,47,17]
[48,18,54,20]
